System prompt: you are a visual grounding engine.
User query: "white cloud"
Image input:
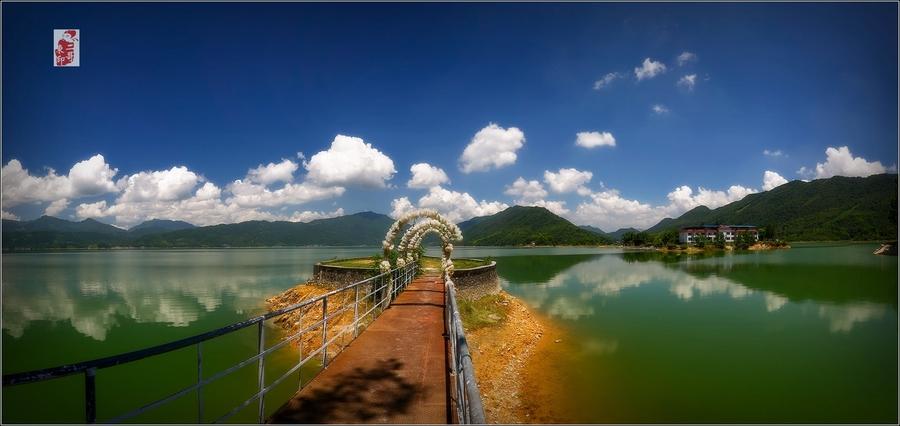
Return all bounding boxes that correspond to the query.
[763,149,785,158]
[413,186,509,223]
[651,104,670,115]
[593,72,621,90]
[288,208,345,223]
[667,185,757,212]
[1,154,119,207]
[676,51,697,66]
[247,159,298,185]
[1,210,20,220]
[634,58,667,81]
[526,199,570,216]
[117,166,201,203]
[677,74,697,91]
[407,163,450,189]
[575,131,616,149]
[76,201,109,220]
[226,179,344,208]
[304,135,396,187]
[762,171,788,191]
[544,168,593,194]
[574,189,663,231]
[44,199,69,216]
[68,155,120,196]
[459,123,526,173]
[504,177,548,203]
[801,146,891,179]
[390,197,416,219]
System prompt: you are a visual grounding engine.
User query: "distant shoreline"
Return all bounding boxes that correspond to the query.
[2,241,891,253]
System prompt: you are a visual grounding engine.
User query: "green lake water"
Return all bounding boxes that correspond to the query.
[2,244,897,423]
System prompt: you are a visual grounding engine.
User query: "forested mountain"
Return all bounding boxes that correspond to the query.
[459,206,611,246]
[645,174,898,241]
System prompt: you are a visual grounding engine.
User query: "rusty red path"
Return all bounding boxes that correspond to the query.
[268,274,450,424]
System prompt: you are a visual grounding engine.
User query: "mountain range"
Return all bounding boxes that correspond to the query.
[2,173,896,249]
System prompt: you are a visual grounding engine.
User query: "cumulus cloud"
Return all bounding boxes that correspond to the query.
[226,179,344,208]
[762,171,788,191]
[799,146,892,179]
[117,166,201,203]
[304,135,396,187]
[390,197,416,219]
[544,168,593,194]
[634,58,666,81]
[651,104,670,115]
[575,131,616,149]
[593,72,622,90]
[1,154,119,207]
[666,185,757,213]
[574,182,760,231]
[395,186,508,223]
[288,208,345,223]
[763,149,785,158]
[526,199,570,216]
[459,123,526,173]
[677,74,697,91]
[574,189,663,231]
[76,200,109,219]
[247,159,298,185]
[44,199,69,216]
[676,51,697,66]
[504,177,548,203]
[2,210,20,220]
[407,163,450,189]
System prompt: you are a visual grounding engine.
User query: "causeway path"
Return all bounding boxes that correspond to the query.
[268,274,450,424]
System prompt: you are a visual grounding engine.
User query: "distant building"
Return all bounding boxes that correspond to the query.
[679,225,759,244]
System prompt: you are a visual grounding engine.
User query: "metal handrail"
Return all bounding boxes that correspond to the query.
[444,271,486,424]
[2,263,418,424]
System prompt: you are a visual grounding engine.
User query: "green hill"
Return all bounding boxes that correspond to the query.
[459,205,611,246]
[645,173,898,241]
[131,211,393,247]
[128,219,195,236]
[2,211,394,250]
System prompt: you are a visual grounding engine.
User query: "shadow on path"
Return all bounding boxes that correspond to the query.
[269,358,422,423]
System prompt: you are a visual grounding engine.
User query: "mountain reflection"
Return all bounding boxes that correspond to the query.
[499,251,896,333]
[1,249,364,341]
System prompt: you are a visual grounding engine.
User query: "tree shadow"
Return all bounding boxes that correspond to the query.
[268,358,422,423]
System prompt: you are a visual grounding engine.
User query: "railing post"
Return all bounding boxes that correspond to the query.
[297,330,304,391]
[321,297,329,366]
[197,343,204,423]
[256,321,265,423]
[84,367,97,424]
[353,285,360,338]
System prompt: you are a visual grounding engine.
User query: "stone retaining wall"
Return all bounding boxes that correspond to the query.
[451,261,500,301]
[312,261,377,289]
[311,258,500,298]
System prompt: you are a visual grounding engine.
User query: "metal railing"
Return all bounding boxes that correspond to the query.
[2,263,418,424]
[444,271,486,424]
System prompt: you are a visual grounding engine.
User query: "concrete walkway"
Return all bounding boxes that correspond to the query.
[268,275,450,424]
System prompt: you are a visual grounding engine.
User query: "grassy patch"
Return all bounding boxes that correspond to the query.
[419,256,491,270]
[320,257,377,268]
[458,294,509,331]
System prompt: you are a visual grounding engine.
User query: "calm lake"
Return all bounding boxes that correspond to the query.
[2,244,897,423]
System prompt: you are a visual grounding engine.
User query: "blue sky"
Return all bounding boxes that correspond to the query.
[2,2,897,231]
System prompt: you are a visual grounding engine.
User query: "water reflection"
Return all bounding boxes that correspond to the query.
[2,248,376,341]
[499,250,896,333]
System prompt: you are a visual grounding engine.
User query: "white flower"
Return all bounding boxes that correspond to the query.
[379,260,391,272]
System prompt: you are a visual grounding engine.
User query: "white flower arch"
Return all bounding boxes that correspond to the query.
[381,209,462,275]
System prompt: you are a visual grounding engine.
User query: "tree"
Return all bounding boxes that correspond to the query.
[693,233,709,248]
[714,232,726,249]
[734,232,754,249]
[658,230,679,248]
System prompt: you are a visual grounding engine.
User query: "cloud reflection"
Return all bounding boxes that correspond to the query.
[502,254,894,333]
